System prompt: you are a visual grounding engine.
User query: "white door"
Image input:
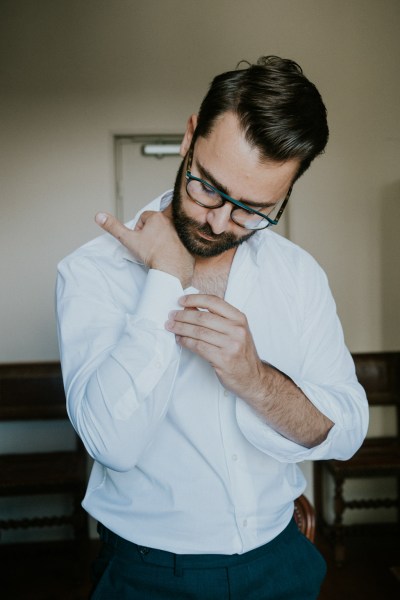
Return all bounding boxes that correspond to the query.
[115,135,183,222]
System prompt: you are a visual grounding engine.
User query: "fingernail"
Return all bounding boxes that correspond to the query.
[95,212,107,225]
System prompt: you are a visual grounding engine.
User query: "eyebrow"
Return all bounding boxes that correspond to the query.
[194,158,277,209]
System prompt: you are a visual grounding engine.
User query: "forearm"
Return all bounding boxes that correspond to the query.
[246,361,334,448]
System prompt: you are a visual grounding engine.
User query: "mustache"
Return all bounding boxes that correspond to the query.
[188,217,236,242]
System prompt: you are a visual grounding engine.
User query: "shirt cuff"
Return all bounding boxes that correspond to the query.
[235,398,336,463]
[135,269,184,326]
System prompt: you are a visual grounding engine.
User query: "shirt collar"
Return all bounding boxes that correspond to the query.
[245,229,265,267]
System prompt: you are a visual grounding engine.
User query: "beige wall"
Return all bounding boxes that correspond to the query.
[1,0,399,510]
[1,0,399,362]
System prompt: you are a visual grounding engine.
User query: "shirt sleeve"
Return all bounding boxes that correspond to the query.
[235,254,369,463]
[56,253,183,472]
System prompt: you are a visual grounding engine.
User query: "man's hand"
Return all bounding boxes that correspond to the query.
[165,294,265,400]
[165,293,334,448]
[95,211,195,288]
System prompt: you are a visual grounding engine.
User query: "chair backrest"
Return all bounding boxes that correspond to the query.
[294,494,316,542]
[352,352,400,439]
[0,362,66,421]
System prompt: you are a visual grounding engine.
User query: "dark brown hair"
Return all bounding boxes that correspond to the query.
[195,56,329,180]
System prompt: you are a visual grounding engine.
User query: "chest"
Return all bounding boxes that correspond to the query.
[191,269,230,297]
[192,250,236,298]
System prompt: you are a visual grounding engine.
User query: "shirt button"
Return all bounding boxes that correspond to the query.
[243,519,248,527]
[155,361,162,369]
[232,454,238,462]
[223,389,229,397]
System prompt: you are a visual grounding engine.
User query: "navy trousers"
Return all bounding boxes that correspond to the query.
[90,518,326,599]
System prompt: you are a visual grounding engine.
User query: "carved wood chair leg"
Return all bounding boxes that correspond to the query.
[313,462,323,529]
[333,476,346,566]
[397,476,400,525]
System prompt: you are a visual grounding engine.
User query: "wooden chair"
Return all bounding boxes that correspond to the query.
[314,351,400,564]
[294,494,316,542]
[0,362,88,551]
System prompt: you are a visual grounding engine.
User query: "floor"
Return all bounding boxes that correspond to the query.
[317,530,399,600]
[1,529,399,599]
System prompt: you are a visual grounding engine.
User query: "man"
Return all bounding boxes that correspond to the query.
[56,56,368,599]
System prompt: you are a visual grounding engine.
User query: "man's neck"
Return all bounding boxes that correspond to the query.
[192,248,236,297]
[193,246,237,271]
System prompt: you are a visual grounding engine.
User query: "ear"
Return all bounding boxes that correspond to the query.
[180,114,198,157]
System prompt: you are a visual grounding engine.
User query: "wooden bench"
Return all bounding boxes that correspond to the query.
[0,362,88,548]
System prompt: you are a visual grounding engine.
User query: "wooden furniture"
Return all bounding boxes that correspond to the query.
[314,351,400,564]
[0,362,88,550]
[294,494,316,542]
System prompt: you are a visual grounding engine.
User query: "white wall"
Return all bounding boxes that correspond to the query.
[1,0,399,527]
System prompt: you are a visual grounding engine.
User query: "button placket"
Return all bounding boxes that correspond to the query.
[218,386,252,548]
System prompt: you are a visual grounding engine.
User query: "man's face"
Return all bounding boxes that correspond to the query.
[171,112,299,259]
[171,160,254,258]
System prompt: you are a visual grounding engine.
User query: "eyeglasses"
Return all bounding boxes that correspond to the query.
[185,143,292,230]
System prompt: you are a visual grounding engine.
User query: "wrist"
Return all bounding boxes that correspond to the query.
[245,360,277,407]
[152,256,194,289]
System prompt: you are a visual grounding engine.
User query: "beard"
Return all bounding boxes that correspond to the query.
[171,159,255,258]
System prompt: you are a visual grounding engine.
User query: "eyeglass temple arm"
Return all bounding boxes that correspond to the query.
[274,186,293,223]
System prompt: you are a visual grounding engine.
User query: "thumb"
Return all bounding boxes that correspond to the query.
[95,212,133,246]
[95,212,109,226]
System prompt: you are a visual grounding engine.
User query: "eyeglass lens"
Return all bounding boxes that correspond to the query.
[186,178,280,230]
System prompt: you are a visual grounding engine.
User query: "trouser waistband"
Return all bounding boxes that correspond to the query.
[97,517,297,571]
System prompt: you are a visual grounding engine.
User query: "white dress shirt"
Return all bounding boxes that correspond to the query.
[56,191,368,555]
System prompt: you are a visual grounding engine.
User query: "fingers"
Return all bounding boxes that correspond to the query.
[177,336,223,367]
[166,296,247,345]
[179,294,243,321]
[95,212,134,247]
[166,317,225,349]
[167,308,232,336]
[165,298,248,354]
[133,215,144,231]
[136,210,172,229]
[140,210,165,224]
[167,311,227,365]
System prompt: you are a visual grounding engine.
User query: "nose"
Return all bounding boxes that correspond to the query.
[206,204,232,235]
